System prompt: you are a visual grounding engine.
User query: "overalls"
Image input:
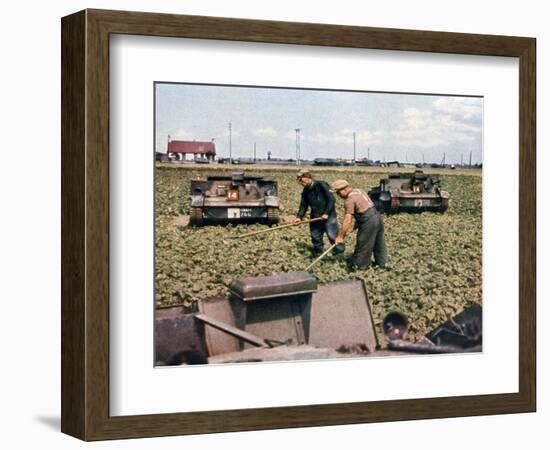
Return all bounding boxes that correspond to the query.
[350,207,387,268]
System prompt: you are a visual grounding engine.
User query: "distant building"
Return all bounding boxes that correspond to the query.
[155,152,170,162]
[167,137,216,162]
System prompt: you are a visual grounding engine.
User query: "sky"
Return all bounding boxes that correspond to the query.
[155,83,483,165]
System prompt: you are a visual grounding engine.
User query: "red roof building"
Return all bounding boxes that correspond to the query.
[167,139,216,161]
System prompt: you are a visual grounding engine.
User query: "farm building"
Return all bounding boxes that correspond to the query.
[167,138,216,162]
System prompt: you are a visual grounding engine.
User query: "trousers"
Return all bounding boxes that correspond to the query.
[349,208,387,268]
[309,215,345,255]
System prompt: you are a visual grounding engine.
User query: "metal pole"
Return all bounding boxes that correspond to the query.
[229,122,232,164]
[353,131,356,163]
[295,128,301,165]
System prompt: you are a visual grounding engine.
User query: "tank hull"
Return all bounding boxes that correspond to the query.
[188,172,281,225]
[368,170,450,213]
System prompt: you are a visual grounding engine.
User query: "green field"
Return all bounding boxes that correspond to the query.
[155,164,482,341]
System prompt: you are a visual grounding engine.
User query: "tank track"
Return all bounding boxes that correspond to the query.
[189,207,204,226]
[266,207,280,225]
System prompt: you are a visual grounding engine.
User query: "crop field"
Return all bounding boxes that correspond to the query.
[155,163,482,342]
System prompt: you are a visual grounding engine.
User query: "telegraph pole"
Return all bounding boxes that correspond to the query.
[353,131,356,163]
[228,122,232,164]
[295,128,301,165]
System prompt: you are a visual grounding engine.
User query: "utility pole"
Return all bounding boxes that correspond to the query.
[295,128,301,165]
[469,150,472,168]
[461,153,463,166]
[353,131,356,163]
[368,147,370,161]
[254,142,257,162]
[228,122,232,164]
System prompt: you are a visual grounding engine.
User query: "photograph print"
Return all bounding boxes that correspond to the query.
[154,82,483,366]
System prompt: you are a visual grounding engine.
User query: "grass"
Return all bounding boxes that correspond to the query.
[155,163,482,341]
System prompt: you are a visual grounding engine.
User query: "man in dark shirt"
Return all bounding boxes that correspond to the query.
[294,169,345,256]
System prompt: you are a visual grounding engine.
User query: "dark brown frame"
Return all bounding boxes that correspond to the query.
[61,9,536,441]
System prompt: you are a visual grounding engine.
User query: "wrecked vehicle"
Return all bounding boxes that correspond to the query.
[368,170,450,213]
[189,171,281,226]
[155,272,481,365]
[155,272,379,364]
[383,305,482,354]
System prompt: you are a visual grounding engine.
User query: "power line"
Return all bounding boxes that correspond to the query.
[228,122,232,164]
[353,131,356,163]
[295,128,301,166]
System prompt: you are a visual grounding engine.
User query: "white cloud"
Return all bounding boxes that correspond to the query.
[297,129,386,147]
[390,99,482,148]
[356,130,387,146]
[303,132,348,145]
[222,128,241,138]
[284,130,297,140]
[170,129,193,140]
[253,127,278,137]
[432,97,482,120]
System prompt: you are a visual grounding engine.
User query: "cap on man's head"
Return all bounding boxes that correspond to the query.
[297,169,312,179]
[331,179,349,192]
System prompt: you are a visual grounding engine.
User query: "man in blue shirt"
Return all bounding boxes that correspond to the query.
[294,169,345,256]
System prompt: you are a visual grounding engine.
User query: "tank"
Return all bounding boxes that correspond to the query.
[189,171,281,226]
[368,170,450,213]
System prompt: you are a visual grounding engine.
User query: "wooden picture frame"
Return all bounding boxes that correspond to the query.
[61,9,536,441]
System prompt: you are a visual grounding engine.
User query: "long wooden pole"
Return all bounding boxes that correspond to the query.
[225,217,324,240]
[195,313,269,347]
[304,243,337,271]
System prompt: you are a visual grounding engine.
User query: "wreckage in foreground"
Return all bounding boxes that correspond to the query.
[155,272,481,365]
